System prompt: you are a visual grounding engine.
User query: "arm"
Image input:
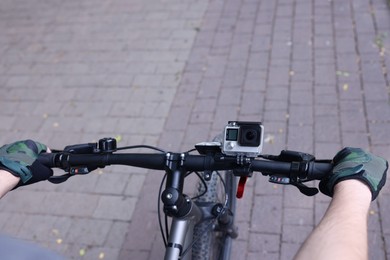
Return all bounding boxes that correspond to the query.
[0,140,53,198]
[294,180,371,260]
[0,170,20,198]
[295,147,388,260]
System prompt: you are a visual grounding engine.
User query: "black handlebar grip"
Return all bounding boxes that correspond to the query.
[308,161,333,180]
[38,153,57,168]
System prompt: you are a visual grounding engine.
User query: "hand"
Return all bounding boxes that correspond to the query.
[0,140,53,187]
[319,147,388,201]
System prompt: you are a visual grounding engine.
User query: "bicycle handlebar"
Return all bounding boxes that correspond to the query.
[35,135,335,197]
[38,150,332,182]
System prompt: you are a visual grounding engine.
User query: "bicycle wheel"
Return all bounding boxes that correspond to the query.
[191,169,237,260]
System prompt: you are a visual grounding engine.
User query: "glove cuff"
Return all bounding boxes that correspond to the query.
[0,157,32,183]
[320,173,381,201]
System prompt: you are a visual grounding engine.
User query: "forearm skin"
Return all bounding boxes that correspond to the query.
[0,170,20,198]
[295,180,371,260]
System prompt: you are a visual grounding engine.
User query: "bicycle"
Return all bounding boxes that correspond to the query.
[38,121,333,260]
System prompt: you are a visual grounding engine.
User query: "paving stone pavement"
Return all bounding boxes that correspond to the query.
[0,0,209,259]
[0,0,389,259]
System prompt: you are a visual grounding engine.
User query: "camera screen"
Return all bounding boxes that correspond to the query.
[226,128,238,141]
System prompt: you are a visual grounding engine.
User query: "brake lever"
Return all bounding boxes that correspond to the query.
[269,176,319,196]
[291,182,318,196]
[48,174,72,184]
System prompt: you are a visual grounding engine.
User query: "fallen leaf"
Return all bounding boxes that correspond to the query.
[115,135,122,142]
[99,252,105,259]
[264,134,275,144]
[52,229,59,236]
[52,229,62,244]
[343,84,349,91]
[79,248,86,256]
[336,70,350,77]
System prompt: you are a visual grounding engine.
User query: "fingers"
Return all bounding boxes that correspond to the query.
[24,140,39,153]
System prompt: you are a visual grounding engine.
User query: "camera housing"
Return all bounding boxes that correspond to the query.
[222,121,264,157]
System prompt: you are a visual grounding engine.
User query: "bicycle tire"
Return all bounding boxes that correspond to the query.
[191,169,237,260]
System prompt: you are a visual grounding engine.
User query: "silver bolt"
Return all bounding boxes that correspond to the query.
[166,193,173,199]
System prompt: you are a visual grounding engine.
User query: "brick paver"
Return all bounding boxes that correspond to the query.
[0,0,209,259]
[122,0,390,259]
[0,0,389,259]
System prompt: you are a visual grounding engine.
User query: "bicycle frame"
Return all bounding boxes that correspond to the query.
[164,202,202,260]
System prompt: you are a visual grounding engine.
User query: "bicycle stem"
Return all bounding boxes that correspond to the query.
[165,153,186,192]
[161,153,194,218]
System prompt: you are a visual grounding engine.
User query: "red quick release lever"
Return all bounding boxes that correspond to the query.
[236,176,248,199]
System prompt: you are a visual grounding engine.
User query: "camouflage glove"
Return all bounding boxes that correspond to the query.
[319,147,388,201]
[0,140,53,187]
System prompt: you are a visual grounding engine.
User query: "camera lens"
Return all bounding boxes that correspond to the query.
[239,125,261,147]
[245,130,256,141]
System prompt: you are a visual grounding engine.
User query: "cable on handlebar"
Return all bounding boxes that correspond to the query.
[116,145,166,153]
